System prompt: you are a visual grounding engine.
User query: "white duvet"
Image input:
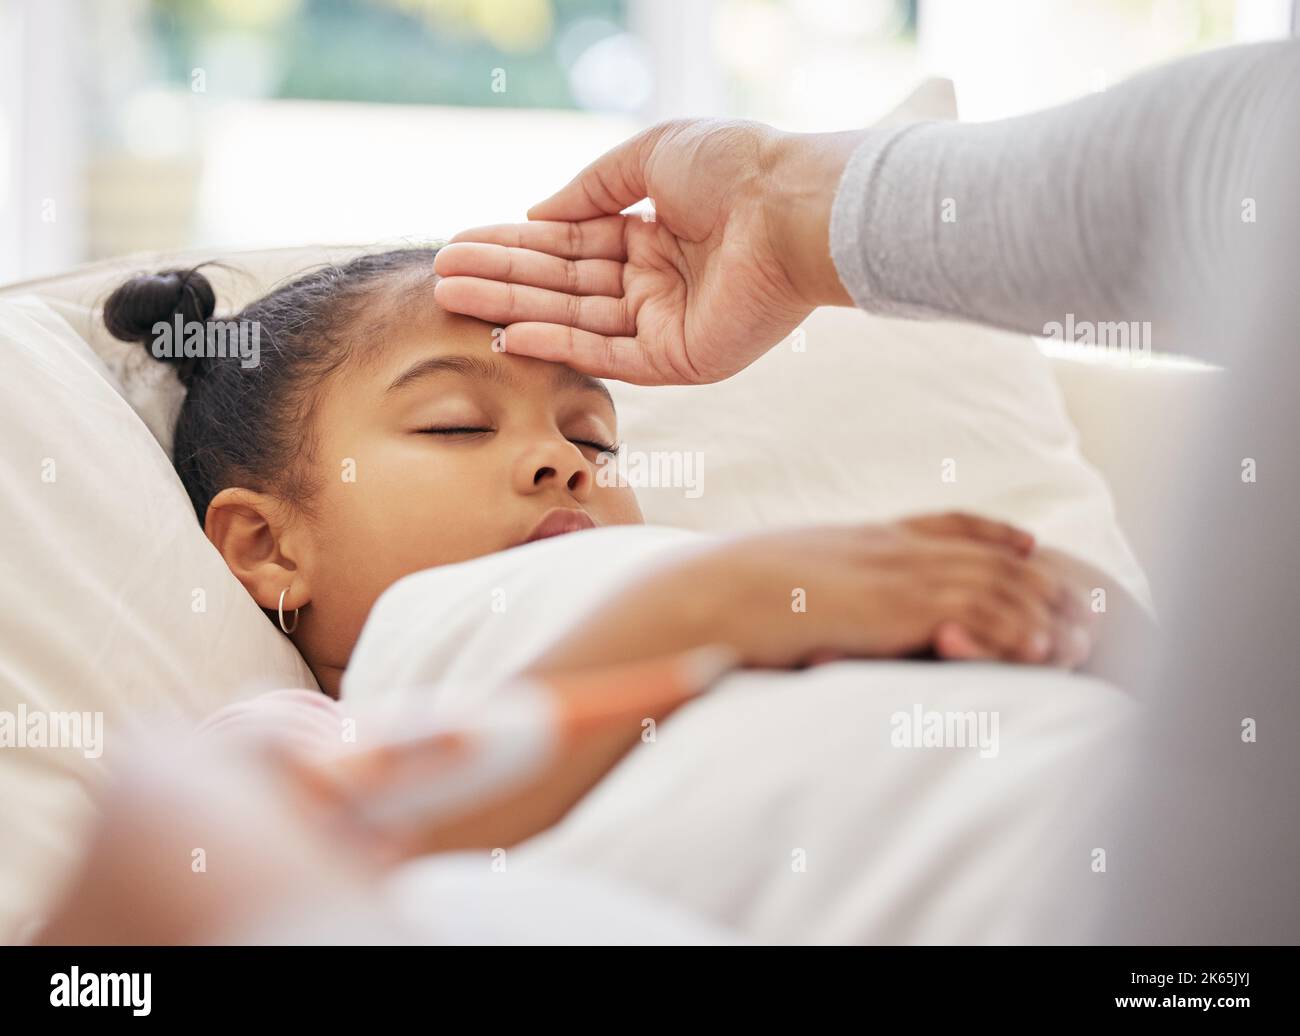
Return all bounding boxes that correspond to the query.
[344,525,1136,944]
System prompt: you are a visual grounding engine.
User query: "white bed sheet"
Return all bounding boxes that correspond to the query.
[344,526,1135,943]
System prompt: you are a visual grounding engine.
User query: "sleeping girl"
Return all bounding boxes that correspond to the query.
[21,244,1125,943]
[102,246,1097,701]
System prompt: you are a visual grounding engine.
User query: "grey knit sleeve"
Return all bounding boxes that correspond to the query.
[828,40,1300,352]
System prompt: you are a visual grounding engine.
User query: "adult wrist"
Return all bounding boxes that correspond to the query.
[764,128,866,309]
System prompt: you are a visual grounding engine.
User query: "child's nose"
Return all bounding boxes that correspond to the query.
[516,440,593,500]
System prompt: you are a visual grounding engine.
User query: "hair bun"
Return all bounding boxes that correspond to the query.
[103,267,218,385]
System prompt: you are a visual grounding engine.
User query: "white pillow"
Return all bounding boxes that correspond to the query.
[0,296,316,942]
[610,306,1149,608]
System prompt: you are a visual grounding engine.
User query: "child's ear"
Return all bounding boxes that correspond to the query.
[204,487,312,612]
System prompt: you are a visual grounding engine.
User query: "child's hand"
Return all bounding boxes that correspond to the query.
[699,515,1089,668]
[529,513,1093,675]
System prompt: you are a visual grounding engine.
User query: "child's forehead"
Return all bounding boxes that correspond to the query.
[341,266,613,405]
[349,279,492,370]
[352,298,614,410]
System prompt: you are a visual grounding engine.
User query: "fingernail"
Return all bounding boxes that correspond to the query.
[1028,631,1051,660]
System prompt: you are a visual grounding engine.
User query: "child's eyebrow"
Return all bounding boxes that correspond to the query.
[385,354,613,408]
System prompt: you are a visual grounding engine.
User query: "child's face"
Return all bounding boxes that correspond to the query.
[284,301,643,685]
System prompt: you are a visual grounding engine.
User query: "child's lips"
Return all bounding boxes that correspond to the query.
[522,508,597,544]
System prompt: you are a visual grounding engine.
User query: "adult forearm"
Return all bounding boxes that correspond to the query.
[822,40,1300,357]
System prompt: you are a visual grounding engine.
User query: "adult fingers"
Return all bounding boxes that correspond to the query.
[481,322,666,385]
[434,243,624,298]
[449,216,629,260]
[431,277,634,337]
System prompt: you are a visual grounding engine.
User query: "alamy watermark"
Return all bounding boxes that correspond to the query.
[50,967,150,1015]
[890,704,1000,759]
[1,705,103,759]
[595,444,704,499]
[151,315,261,370]
[1041,312,1151,366]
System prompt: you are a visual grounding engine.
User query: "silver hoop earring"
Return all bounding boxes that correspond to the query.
[278,587,299,635]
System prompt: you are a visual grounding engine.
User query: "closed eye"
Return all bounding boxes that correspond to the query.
[573,438,619,454]
[416,426,492,437]
[417,427,618,454]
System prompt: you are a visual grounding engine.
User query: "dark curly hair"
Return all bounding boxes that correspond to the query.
[103,247,442,522]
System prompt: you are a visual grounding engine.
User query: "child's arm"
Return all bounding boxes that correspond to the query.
[527,512,1092,677]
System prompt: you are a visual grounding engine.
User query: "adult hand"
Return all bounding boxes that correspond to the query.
[432,118,865,384]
